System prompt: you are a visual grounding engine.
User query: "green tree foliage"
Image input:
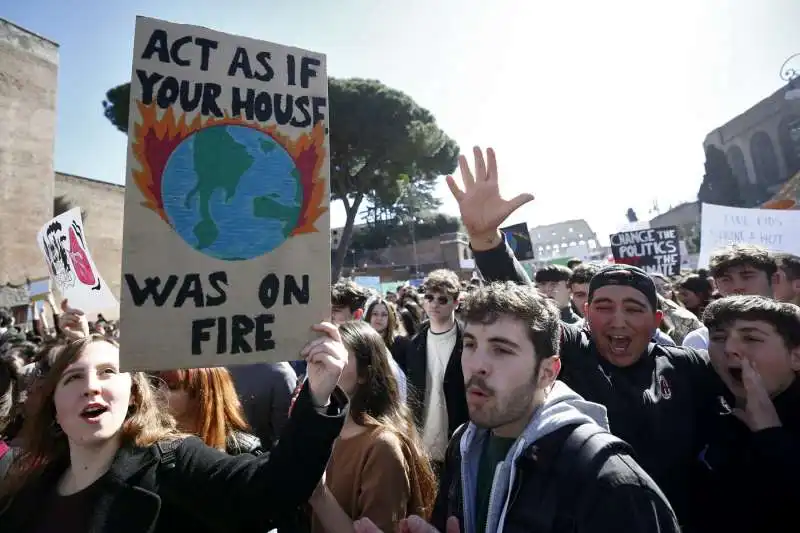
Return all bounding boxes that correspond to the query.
[103,83,131,133]
[351,213,462,251]
[53,195,88,223]
[101,78,459,279]
[698,146,745,207]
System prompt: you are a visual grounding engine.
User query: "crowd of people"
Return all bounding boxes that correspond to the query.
[0,147,796,532]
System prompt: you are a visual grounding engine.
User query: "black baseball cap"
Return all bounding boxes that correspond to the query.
[588,265,658,311]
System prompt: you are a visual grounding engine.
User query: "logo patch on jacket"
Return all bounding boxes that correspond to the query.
[658,375,672,400]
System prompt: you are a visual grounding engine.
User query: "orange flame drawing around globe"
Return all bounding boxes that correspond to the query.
[131,101,328,236]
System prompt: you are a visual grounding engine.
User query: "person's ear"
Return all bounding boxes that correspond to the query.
[789,346,800,373]
[537,356,561,387]
[653,309,664,328]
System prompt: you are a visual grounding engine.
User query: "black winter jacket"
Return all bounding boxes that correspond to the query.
[402,322,469,439]
[472,237,724,525]
[0,382,347,533]
[432,424,680,533]
[692,379,800,533]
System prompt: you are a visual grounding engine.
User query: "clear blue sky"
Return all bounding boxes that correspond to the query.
[5,0,800,244]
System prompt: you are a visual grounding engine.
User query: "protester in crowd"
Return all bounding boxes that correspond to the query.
[568,262,600,318]
[366,297,410,364]
[651,272,675,300]
[449,146,722,529]
[656,293,703,345]
[676,269,714,317]
[353,281,679,533]
[693,295,800,533]
[534,265,581,324]
[0,347,31,447]
[151,367,264,456]
[310,321,436,533]
[0,351,25,477]
[0,325,348,532]
[683,244,778,351]
[399,300,424,338]
[404,269,468,473]
[771,252,800,305]
[227,361,298,452]
[332,280,370,325]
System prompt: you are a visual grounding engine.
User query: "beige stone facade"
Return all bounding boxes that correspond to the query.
[0,19,125,318]
[0,18,58,285]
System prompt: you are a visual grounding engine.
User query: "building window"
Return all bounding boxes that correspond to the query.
[750,131,781,185]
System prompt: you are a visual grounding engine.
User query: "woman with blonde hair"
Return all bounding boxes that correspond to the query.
[0,325,348,532]
[309,321,436,533]
[152,367,263,456]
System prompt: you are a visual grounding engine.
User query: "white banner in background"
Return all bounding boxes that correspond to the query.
[36,207,118,313]
[698,203,800,268]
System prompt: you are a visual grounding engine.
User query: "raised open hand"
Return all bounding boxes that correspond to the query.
[446,146,534,250]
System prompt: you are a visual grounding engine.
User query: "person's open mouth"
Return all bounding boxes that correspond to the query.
[80,403,109,424]
[608,335,631,355]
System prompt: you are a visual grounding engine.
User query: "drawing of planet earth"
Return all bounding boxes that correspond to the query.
[161,125,302,261]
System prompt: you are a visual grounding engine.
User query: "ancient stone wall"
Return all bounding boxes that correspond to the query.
[0,18,58,284]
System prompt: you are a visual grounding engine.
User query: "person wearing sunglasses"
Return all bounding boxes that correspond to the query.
[403,270,469,477]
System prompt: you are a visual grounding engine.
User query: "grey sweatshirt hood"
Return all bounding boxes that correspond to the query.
[458,381,609,533]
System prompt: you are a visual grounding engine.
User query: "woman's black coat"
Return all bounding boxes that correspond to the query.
[0,382,347,533]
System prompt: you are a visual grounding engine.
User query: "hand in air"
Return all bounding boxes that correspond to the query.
[58,299,90,340]
[446,146,534,250]
[732,357,782,432]
[300,322,348,408]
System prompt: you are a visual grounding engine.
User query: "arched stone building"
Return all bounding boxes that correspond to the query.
[704,83,800,205]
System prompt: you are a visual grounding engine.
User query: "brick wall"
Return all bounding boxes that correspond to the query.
[0,19,58,284]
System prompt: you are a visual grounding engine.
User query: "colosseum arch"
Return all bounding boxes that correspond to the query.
[750,131,781,186]
[778,114,800,178]
[725,145,749,186]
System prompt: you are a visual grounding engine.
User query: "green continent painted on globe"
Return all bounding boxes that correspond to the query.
[188,127,254,249]
[161,125,303,261]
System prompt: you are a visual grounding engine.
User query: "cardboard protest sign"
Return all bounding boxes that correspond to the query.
[501,222,534,260]
[120,17,330,371]
[610,225,681,276]
[37,208,118,313]
[697,203,800,267]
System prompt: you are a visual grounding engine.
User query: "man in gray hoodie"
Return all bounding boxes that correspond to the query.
[429,282,679,533]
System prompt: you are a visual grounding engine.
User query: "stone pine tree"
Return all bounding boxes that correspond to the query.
[53,195,88,223]
[101,77,459,279]
[698,146,745,207]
